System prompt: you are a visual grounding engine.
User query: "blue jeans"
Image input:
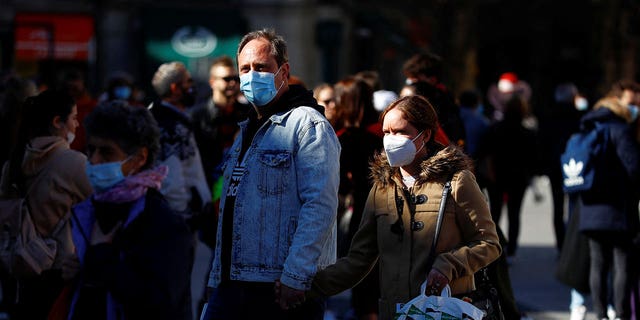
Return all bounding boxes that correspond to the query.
[201,281,326,320]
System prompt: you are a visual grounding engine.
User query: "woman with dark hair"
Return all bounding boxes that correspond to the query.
[310,95,501,319]
[332,76,382,320]
[67,101,193,319]
[0,89,93,319]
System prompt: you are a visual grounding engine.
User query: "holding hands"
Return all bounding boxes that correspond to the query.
[274,280,306,310]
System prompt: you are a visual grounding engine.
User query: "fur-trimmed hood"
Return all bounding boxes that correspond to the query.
[593,96,634,123]
[369,145,474,188]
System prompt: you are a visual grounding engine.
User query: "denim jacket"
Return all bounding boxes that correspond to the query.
[208,105,340,290]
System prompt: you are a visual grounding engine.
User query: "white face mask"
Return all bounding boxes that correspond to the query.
[66,132,76,145]
[383,131,424,167]
[574,96,588,111]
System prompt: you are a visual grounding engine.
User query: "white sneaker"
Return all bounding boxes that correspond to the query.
[607,305,616,320]
[570,305,587,320]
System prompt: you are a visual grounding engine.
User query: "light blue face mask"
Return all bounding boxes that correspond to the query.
[86,158,129,193]
[574,96,588,111]
[113,86,132,100]
[629,104,639,122]
[239,65,284,106]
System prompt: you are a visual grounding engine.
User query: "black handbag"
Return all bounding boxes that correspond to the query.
[429,180,505,320]
[455,267,505,320]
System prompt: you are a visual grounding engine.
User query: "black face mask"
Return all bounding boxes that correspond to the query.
[181,86,196,107]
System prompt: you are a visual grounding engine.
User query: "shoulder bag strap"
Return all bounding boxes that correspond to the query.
[425,180,452,271]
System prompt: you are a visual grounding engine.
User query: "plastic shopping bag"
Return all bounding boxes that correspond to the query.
[395,282,484,320]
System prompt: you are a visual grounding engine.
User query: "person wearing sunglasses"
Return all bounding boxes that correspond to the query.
[190,56,250,194]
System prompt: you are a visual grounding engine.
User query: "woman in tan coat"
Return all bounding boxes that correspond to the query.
[308,95,501,319]
[0,89,92,319]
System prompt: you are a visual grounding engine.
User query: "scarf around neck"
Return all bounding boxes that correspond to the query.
[93,165,168,203]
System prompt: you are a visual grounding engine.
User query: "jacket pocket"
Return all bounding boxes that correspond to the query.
[257,150,291,195]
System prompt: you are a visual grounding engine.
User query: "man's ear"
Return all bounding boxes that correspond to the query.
[170,82,180,95]
[282,62,290,81]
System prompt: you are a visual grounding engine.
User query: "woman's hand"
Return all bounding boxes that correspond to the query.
[425,269,449,296]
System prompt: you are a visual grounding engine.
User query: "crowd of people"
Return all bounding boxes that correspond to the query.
[0,27,638,320]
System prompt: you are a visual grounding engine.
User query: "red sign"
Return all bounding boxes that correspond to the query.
[14,13,95,61]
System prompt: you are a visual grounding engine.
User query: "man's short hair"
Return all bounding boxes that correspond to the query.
[402,52,443,80]
[152,61,188,98]
[237,28,288,67]
[211,56,235,70]
[355,70,381,91]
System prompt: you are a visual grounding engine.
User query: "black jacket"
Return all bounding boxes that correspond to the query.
[72,188,194,320]
[579,106,640,234]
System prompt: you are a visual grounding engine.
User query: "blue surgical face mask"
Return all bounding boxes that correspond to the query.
[629,104,639,122]
[113,86,132,100]
[86,158,130,193]
[239,65,284,106]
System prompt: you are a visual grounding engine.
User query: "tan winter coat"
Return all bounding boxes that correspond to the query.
[311,146,501,319]
[1,136,93,269]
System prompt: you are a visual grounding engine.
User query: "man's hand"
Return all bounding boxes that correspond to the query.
[274,280,306,310]
[425,269,449,296]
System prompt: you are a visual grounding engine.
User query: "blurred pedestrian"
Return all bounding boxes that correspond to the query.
[190,56,249,191]
[546,84,592,320]
[578,81,640,320]
[458,89,489,157]
[149,61,211,226]
[399,81,451,147]
[332,76,382,320]
[355,70,398,114]
[477,96,538,260]
[0,76,37,166]
[58,69,97,152]
[402,53,465,146]
[98,71,143,107]
[68,101,193,319]
[313,83,337,129]
[0,90,93,319]
[486,72,532,122]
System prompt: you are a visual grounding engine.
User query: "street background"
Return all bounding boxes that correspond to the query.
[190,176,598,320]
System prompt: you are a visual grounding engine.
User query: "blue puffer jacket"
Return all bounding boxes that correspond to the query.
[579,100,640,235]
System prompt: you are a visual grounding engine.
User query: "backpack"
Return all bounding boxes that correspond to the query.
[0,184,67,278]
[560,121,610,193]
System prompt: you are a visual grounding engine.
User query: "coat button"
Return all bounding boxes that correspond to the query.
[411,221,424,231]
[415,194,427,204]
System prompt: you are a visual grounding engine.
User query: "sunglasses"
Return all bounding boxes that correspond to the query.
[321,99,335,107]
[221,75,240,82]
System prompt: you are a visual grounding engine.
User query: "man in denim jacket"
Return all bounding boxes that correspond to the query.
[202,29,340,320]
